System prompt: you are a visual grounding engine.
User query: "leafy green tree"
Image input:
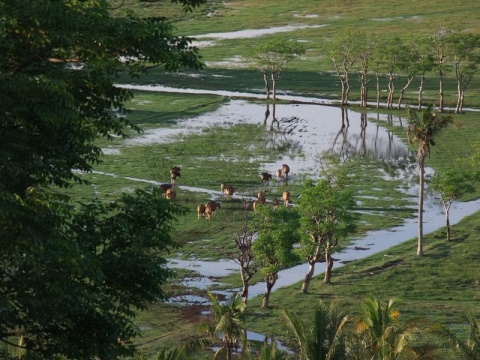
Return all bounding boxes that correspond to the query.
[354,33,376,107]
[352,295,420,360]
[197,291,246,360]
[407,35,435,110]
[430,170,478,240]
[381,36,408,109]
[446,33,480,113]
[0,0,204,357]
[249,39,305,101]
[429,22,454,112]
[252,205,301,308]
[282,301,349,360]
[406,106,452,256]
[296,159,357,293]
[326,31,358,106]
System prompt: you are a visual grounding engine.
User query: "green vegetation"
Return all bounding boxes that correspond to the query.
[2,0,480,359]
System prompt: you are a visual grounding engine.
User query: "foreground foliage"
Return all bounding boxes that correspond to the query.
[0,0,205,357]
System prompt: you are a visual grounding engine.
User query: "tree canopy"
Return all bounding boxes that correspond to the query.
[0,0,205,357]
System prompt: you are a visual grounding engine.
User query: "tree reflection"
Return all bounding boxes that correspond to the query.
[263,103,302,157]
[330,109,413,174]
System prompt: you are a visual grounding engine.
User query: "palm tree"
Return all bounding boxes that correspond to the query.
[197,291,246,360]
[282,301,349,360]
[352,295,419,360]
[429,313,480,359]
[406,105,452,256]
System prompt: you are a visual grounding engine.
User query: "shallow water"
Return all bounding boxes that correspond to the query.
[113,85,479,303]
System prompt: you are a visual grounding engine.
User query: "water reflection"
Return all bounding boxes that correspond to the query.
[330,108,411,162]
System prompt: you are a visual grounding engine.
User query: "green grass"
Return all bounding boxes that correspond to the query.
[88,1,480,357]
[67,90,479,359]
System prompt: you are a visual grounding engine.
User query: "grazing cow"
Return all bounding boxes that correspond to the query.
[159,183,172,194]
[260,172,272,185]
[221,184,235,199]
[272,198,280,210]
[205,201,221,220]
[257,191,266,205]
[282,164,290,179]
[282,191,290,207]
[165,188,176,200]
[252,200,263,212]
[170,166,181,185]
[197,203,206,219]
[275,169,282,182]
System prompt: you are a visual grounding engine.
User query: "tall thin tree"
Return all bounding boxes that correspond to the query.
[406,106,452,256]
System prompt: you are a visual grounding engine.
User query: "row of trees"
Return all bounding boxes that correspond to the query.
[250,26,480,113]
[163,294,480,360]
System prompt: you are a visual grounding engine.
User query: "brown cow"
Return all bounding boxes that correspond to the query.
[159,183,173,195]
[260,172,272,185]
[252,200,258,212]
[275,169,282,182]
[205,201,221,220]
[165,188,176,200]
[221,184,235,199]
[257,191,266,204]
[282,164,290,179]
[197,203,206,219]
[282,191,290,207]
[272,198,280,210]
[170,166,181,185]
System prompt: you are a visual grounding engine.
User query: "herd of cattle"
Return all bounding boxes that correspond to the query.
[158,164,291,220]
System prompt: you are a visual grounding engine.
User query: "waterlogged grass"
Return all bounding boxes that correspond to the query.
[101,1,480,357]
[113,0,480,109]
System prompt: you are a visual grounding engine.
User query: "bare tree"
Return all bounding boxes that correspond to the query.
[233,200,258,303]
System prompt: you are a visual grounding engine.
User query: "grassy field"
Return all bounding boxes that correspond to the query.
[88,1,480,358]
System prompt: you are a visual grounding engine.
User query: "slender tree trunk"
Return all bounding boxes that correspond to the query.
[455,78,462,113]
[387,76,395,109]
[324,253,334,283]
[345,76,350,105]
[361,72,368,107]
[263,72,270,99]
[340,78,347,106]
[226,342,232,360]
[301,259,316,294]
[398,76,413,109]
[418,73,425,110]
[262,274,277,308]
[417,158,425,256]
[240,269,250,303]
[271,73,277,101]
[301,245,322,293]
[439,69,444,112]
[444,202,452,241]
[459,90,464,113]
